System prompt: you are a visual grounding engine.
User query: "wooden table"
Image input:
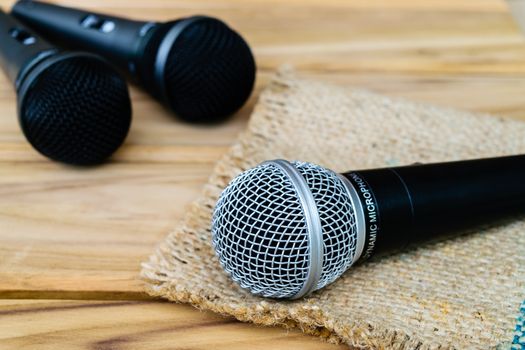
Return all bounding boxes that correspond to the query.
[1,0,524,348]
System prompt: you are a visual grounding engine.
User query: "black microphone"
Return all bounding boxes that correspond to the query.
[0,10,131,165]
[12,0,256,123]
[211,155,525,299]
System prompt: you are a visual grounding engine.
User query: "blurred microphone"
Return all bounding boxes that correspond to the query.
[12,0,256,123]
[0,10,131,165]
[212,156,525,299]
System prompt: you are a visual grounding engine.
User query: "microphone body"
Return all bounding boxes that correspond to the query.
[12,1,151,76]
[342,155,525,261]
[0,10,132,165]
[12,0,257,123]
[0,10,55,86]
[211,155,525,299]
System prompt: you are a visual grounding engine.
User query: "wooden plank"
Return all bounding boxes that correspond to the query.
[0,162,213,295]
[0,300,346,349]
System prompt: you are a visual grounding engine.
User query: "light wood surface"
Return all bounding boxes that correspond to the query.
[0,300,342,349]
[1,0,524,348]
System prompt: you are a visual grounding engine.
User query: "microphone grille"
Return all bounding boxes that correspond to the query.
[212,161,358,299]
[20,55,131,165]
[142,17,256,123]
[212,162,310,298]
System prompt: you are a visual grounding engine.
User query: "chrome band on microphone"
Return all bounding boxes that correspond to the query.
[267,160,324,299]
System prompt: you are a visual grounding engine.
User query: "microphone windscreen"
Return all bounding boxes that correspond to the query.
[140,17,256,122]
[212,161,358,299]
[20,55,132,165]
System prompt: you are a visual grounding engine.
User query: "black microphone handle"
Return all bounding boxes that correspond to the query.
[342,154,525,261]
[0,9,55,87]
[12,0,152,74]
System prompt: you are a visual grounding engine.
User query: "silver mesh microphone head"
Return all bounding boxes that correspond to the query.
[212,160,365,299]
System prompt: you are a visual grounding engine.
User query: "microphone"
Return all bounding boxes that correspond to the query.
[12,0,256,123]
[212,155,525,299]
[0,10,131,165]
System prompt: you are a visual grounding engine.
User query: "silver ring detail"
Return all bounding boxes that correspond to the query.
[154,17,204,104]
[265,160,323,299]
[338,175,366,265]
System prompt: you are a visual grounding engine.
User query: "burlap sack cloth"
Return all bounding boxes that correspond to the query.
[141,67,525,349]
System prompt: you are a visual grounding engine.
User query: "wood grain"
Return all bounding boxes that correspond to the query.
[0,300,346,349]
[0,0,524,348]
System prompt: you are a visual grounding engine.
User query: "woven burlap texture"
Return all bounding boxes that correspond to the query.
[141,67,525,350]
